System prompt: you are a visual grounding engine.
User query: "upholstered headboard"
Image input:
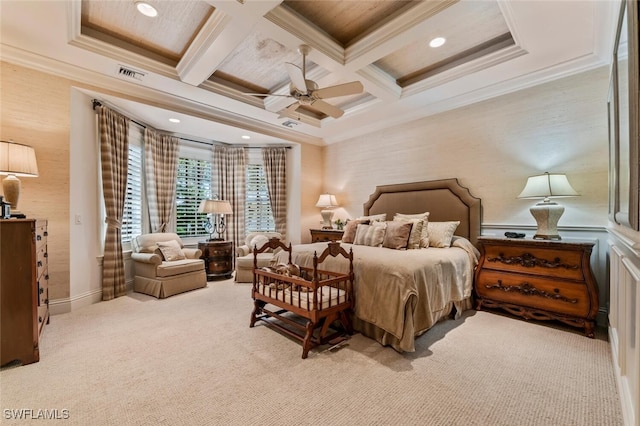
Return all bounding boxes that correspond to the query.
[363,179,482,246]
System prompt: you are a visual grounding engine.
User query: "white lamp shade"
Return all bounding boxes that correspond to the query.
[315,194,338,208]
[198,199,233,214]
[517,173,579,199]
[0,141,39,177]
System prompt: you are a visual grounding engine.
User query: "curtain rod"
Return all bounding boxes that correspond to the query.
[92,99,290,149]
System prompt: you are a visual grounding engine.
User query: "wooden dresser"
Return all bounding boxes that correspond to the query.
[1,219,49,366]
[310,228,344,243]
[198,240,234,280]
[474,237,599,337]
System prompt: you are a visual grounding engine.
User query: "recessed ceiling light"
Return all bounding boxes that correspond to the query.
[429,37,446,48]
[136,2,158,17]
[241,135,251,140]
[169,118,180,123]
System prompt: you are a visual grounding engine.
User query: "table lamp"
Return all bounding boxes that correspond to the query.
[0,140,39,218]
[198,199,233,241]
[315,193,339,229]
[517,172,579,240]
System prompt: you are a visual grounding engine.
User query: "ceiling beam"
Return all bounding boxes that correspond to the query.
[177,0,282,86]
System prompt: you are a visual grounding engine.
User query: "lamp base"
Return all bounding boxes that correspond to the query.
[320,209,334,229]
[530,200,564,240]
[2,174,21,211]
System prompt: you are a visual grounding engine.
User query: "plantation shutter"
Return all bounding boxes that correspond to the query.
[175,157,212,238]
[245,163,275,232]
[121,136,143,242]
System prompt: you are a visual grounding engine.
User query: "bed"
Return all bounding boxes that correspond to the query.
[276,179,482,352]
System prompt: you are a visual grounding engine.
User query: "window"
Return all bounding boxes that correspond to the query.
[121,132,143,243]
[176,157,212,238]
[245,163,275,233]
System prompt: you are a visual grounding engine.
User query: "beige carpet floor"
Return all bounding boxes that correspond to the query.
[1,279,623,426]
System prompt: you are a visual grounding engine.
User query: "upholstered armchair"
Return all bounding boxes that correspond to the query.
[235,232,283,283]
[131,233,207,298]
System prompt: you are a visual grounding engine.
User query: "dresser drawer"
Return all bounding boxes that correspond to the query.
[481,244,584,281]
[476,270,591,317]
[206,247,230,257]
[208,260,232,271]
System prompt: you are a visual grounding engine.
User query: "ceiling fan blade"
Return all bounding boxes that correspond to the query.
[285,63,307,94]
[309,99,344,118]
[278,102,300,119]
[313,81,364,99]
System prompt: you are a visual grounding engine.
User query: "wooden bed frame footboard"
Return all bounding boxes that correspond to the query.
[250,240,355,359]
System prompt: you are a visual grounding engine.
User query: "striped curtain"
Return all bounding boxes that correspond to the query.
[262,147,287,238]
[144,128,179,233]
[213,145,246,246]
[97,106,129,301]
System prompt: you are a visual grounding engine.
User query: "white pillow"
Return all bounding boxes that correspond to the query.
[357,213,387,223]
[250,235,270,252]
[156,240,186,261]
[354,222,387,247]
[394,212,430,248]
[427,221,460,248]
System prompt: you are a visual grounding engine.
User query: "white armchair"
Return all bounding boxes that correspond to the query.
[235,232,283,283]
[131,233,207,298]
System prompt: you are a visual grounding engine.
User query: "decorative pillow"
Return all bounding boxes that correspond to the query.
[356,213,387,223]
[392,217,423,249]
[354,222,387,247]
[342,219,369,244]
[394,212,430,248]
[428,221,460,248]
[156,240,186,261]
[250,235,270,252]
[382,221,412,250]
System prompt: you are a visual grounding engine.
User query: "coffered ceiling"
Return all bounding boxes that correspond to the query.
[0,0,619,145]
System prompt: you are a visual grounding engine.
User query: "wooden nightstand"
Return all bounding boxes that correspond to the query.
[310,228,344,243]
[198,240,234,280]
[474,237,599,337]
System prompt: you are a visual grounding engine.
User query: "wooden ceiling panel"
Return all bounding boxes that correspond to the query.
[81,0,213,63]
[374,0,510,81]
[283,0,420,46]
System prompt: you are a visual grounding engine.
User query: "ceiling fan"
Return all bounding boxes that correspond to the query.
[250,45,364,119]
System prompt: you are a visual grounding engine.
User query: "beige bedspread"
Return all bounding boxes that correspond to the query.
[273,237,479,352]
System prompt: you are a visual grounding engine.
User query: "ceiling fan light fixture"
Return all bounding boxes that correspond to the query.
[135,1,158,17]
[429,37,446,48]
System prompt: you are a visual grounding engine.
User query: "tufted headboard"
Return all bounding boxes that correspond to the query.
[363,179,482,246]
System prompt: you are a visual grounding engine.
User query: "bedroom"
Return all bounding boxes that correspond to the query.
[0,0,637,424]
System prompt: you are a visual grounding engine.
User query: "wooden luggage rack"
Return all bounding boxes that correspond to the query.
[250,239,354,359]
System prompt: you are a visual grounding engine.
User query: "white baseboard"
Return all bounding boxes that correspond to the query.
[50,279,135,315]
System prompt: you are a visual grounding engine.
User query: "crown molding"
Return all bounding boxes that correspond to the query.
[402,43,527,97]
[1,44,324,146]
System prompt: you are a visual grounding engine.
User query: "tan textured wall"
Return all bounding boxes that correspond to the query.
[0,62,71,299]
[324,66,610,227]
[299,142,324,243]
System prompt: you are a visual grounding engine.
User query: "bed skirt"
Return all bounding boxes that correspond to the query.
[352,297,473,353]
